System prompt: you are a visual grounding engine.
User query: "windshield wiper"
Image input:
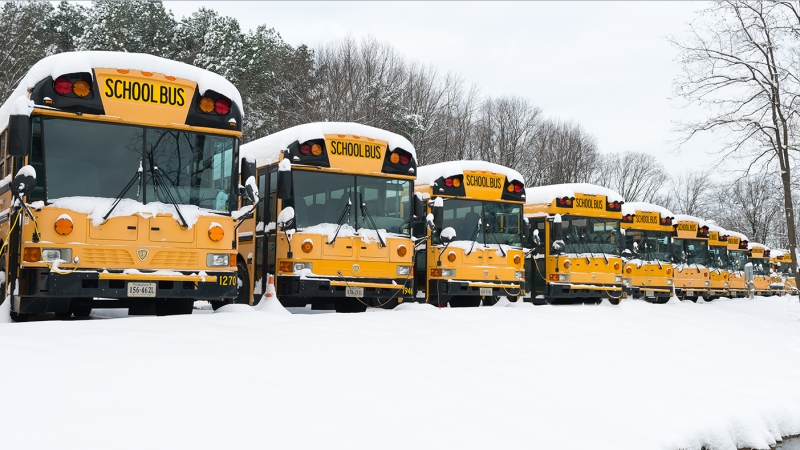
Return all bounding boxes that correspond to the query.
[465,218,483,256]
[358,193,386,247]
[102,160,142,223]
[327,197,352,245]
[148,159,188,228]
[487,228,507,257]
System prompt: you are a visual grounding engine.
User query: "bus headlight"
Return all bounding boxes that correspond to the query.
[615,276,623,283]
[667,279,673,285]
[558,274,570,281]
[397,266,411,276]
[294,262,312,272]
[442,269,456,277]
[623,278,632,286]
[206,253,230,267]
[724,282,729,287]
[514,271,525,280]
[42,248,72,262]
[704,281,710,286]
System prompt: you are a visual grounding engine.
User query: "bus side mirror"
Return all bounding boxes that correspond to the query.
[240,158,258,204]
[7,115,30,157]
[277,166,292,200]
[440,227,456,244]
[413,195,425,220]
[11,165,36,197]
[551,221,564,255]
[522,219,530,240]
[433,203,443,231]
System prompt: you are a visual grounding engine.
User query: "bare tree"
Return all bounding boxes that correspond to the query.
[527,119,599,186]
[672,1,800,288]
[592,151,669,202]
[658,170,712,217]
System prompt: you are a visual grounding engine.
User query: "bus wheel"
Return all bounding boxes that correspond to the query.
[686,296,698,303]
[450,296,481,308]
[334,298,368,313]
[236,259,251,306]
[10,311,29,322]
[607,297,621,305]
[482,296,499,306]
[655,296,670,304]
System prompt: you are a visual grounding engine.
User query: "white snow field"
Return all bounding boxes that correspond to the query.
[2,296,800,450]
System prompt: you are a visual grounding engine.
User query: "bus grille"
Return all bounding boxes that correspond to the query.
[151,251,199,266]
[81,249,135,266]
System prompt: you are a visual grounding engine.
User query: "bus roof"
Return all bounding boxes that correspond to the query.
[416,160,524,186]
[622,201,673,218]
[726,230,748,241]
[672,213,706,225]
[0,51,242,130]
[748,242,769,251]
[241,122,417,167]
[525,183,624,205]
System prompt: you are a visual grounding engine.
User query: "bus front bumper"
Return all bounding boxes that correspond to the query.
[428,279,524,301]
[626,286,673,299]
[13,268,237,313]
[548,283,623,299]
[276,275,413,306]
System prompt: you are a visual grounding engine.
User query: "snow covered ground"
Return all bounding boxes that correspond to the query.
[2,296,800,450]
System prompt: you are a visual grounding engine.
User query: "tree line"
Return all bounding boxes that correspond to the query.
[0,1,796,251]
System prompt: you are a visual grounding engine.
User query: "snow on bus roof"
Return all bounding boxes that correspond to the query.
[0,51,242,130]
[621,201,673,217]
[672,214,707,225]
[416,160,524,186]
[240,122,417,167]
[525,183,624,205]
[748,242,769,250]
[771,248,788,257]
[727,230,749,241]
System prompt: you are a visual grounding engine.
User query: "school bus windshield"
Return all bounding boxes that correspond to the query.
[32,116,237,211]
[561,217,621,255]
[672,238,710,266]
[729,251,748,271]
[440,199,522,246]
[291,170,411,235]
[707,245,729,269]
[748,257,770,276]
[623,230,671,261]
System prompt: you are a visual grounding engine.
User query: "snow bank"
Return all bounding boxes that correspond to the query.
[47,197,210,228]
[525,183,624,205]
[240,122,417,167]
[213,304,254,313]
[4,297,800,450]
[622,201,673,218]
[0,51,242,130]
[416,160,524,186]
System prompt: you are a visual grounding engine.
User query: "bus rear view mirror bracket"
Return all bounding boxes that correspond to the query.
[7,115,30,157]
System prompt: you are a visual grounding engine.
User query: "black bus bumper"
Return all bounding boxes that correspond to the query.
[276,275,414,307]
[547,283,624,299]
[426,278,525,302]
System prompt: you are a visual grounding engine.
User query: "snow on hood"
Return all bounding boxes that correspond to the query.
[0,51,243,130]
[672,214,706,225]
[622,201,673,217]
[43,196,212,228]
[240,122,417,167]
[525,183,624,205]
[416,160,524,186]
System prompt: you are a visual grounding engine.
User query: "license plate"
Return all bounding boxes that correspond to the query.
[346,287,364,297]
[128,282,156,297]
[645,290,655,297]
[480,288,492,296]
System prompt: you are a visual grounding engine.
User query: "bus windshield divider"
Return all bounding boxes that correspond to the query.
[102,160,142,223]
[358,193,386,248]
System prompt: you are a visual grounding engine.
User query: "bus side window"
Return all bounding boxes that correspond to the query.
[0,130,5,177]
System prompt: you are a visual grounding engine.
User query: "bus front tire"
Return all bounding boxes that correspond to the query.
[10,311,29,322]
[607,297,621,305]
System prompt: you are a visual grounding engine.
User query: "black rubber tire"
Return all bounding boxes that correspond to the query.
[686,296,698,303]
[607,297,621,305]
[334,298,368,313]
[236,259,251,306]
[655,296,670,304]
[10,311,29,322]
[449,296,481,308]
[482,296,500,306]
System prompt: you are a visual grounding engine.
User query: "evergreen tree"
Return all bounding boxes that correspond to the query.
[75,0,176,57]
[0,1,56,100]
[47,1,88,54]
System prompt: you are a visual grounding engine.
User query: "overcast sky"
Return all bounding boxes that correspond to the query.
[165,1,719,176]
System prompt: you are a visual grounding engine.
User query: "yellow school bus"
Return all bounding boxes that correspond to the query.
[413,161,526,307]
[524,183,624,305]
[769,249,791,295]
[670,214,710,301]
[705,224,731,300]
[238,122,416,313]
[620,201,674,304]
[0,52,245,321]
[725,231,749,298]
[747,243,772,296]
